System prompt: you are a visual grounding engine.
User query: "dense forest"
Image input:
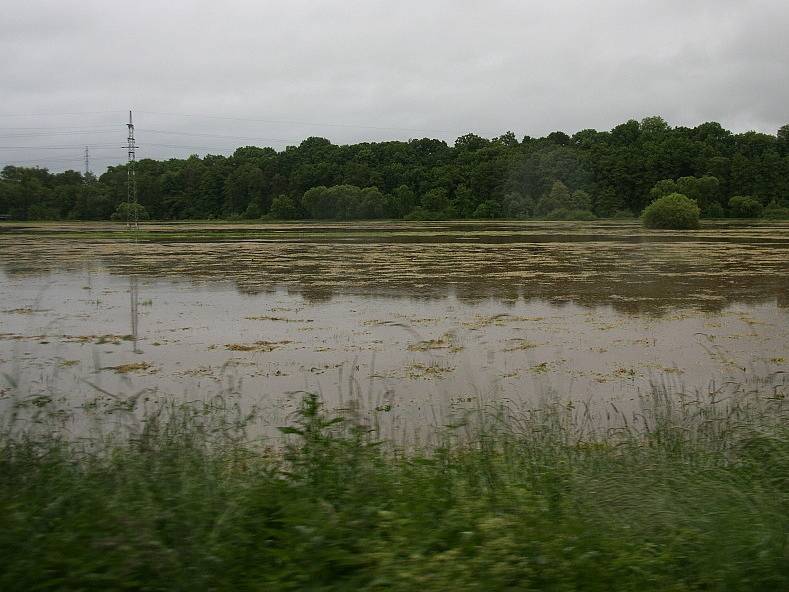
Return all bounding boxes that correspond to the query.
[1,117,788,221]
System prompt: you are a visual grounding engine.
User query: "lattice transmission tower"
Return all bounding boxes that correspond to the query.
[125,110,139,229]
[124,110,142,352]
[84,146,90,180]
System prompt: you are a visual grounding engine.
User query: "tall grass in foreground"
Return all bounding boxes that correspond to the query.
[0,386,787,591]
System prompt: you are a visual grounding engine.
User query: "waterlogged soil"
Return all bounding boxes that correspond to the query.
[0,221,787,435]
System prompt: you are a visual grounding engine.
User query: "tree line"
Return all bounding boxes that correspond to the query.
[2,116,788,221]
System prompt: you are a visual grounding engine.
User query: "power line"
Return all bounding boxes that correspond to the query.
[0,125,119,131]
[0,156,120,166]
[136,110,459,135]
[0,108,497,172]
[0,144,122,150]
[138,128,294,143]
[142,142,252,151]
[0,108,472,136]
[0,110,125,118]
[0,130,119,139]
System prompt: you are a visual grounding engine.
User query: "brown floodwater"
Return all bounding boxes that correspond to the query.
[1,220,787,437]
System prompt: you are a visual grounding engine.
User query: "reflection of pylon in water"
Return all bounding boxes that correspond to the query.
[129,275,142,354]
[125,110,139,230]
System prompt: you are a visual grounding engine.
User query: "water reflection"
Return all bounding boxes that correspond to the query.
[1,270,786,432]
[129,275,142,355]
[1,221,786,435]
[0,221,787,313]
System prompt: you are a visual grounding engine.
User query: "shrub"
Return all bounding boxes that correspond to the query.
[299,185,388,220]
[472,200,502,219]
[536,180,571,215]
[269,195,301,219]
[404,207,443,221]
[420,188,449,212]
[110,201,149,222]
[357,187,386,219]
[728,195,763,218]
[502,192,534,218]
[763,201,789,220]
[701,201,726,219]
[27,204,60,220]
[569,189,592,211]
[649,176,720,213]
[611,209,635,219]
[544,208,596,221]
[242,199,263,219]
[641,193,700,229]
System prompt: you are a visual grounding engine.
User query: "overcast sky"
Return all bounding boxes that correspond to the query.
[1,0,787,171]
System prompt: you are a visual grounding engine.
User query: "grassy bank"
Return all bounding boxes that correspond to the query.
[1,388,787,591]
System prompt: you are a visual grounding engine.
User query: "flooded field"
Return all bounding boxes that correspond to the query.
[1,220,787,437]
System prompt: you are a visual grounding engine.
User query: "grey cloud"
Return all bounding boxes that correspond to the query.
[1,0,787,170]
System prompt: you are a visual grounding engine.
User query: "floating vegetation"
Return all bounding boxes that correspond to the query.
[407,332,462,352]
[225,340,292,352]
[529,362,551,374]
[614,367,639,378]
[1,221,788,314]
[176,365,216,377]
[462,314,514,330]
[108,362,153,374]
[1,221,787,422]
[306,363,342,374]
[405,362,454,379]
[63,334,134,345]
[503,338,538,351]
[245,315,313,323]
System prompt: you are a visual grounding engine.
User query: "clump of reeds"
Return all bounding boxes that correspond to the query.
[0,381,786,591]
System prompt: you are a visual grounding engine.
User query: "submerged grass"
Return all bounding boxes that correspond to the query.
[0,386,787,591]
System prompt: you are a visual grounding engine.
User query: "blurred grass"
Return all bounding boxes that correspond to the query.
[0,387,787,591]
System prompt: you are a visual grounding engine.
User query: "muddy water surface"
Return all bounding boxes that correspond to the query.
[1,221,787,436]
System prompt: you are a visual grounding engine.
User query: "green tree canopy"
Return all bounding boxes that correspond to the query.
[3,117,787,222]
[728,195,763,218]
[110,201,150,222]
[642,193,700,229]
